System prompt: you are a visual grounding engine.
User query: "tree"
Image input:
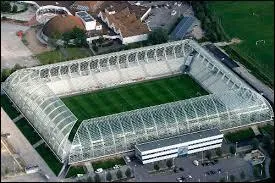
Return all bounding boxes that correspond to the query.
[1,68,11,82]
[125,168,131,178]
[106,171,112,182]
[219,177,225,182]
[205,150,212,160]
[116,170,123,179]
[12,4,17,13]
[251,138,259,150]
[240,171,246,180]
[1,1,11,12]
[216,148,222,157]
[148,28,168,45]
[166,159,173,169]
[262,134,272,148]
[230,175,235,182]
[154,163,160,171]
[94,174,101,182]
[229,145,236,155]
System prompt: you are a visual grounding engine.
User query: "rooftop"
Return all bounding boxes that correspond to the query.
[100,7,150,37]
[170,16,198,40]
[76,11,94,22]
[135,128,222,152]
[35,1,74,9]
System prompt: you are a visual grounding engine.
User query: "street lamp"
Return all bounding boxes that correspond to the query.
[235,142,238,156]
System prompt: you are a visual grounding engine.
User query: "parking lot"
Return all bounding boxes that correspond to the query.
[1,22,39,69]
[128,154,255,182]
[142,1,194,31]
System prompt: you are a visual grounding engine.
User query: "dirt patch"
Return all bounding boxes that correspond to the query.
[24,27,53,55]
[231,38,242,44]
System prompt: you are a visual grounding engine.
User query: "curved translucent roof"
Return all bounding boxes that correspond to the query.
[2,39,273,164]
[2,69,77,162]
[68,89,273,163]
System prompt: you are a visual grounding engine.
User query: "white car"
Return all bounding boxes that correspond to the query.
[125,156,131,163]
[193,160,199,166]
[171,10,177,16]
[113,165,120,169]
[95,168,103,173]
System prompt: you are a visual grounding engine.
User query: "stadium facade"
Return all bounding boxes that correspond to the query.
[2,39,273,165]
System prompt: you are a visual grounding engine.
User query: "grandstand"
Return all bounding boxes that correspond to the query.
[2,39,273,165]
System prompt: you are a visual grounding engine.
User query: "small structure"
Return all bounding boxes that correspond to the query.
[170,16,199,40]
[244,149,265,166]
[135,128,223,164]
[76,11,101,31]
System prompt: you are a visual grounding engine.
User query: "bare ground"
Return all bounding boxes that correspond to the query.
[24,27,53,55]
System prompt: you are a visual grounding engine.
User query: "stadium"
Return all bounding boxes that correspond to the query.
[2,39,273,166]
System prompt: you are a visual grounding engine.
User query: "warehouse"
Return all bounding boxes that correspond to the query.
[135,128,223,164]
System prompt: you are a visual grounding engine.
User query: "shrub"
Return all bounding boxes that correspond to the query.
[166,159,173,169]
[216,148,222,157]
[116,170,123,179]
[230,175,235,182]
[251,138,259,150]
[12,4,17,13]
[148,28,168,45]
[125,168,131,178]
[154,163,160,171]
[94,174,101,182]
[106,171,112,182]
[1,1,11,12]
[229,145,236,155]
[205,150,212,160]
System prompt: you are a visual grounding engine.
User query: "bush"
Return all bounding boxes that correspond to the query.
[216,148,222,157]
[12,4,17,13]
[125,168,131,178]
[251,138,259,150]
[148,28,168,45]
[154,163,160,171]
[166,159,173,169]
[106,171,112,182]
[229,145,236,155]
[205,150,212,160]
[116,170,123,179]
[1,1,11,12]
[229,175,235,182]
[94,174,101,182]
[240,171,245,180]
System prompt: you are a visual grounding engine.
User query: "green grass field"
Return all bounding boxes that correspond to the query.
[62,75,208,140]
[35,47,92,65]
[65,165,86,178]
[1,95,21,119]
[208,1,274,86]
[92,157,126,170]
[35,144,63,175]
[15,118,42,145]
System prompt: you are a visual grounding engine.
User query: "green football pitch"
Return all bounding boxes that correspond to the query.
[208,1,274,86]
[62,74,208,140]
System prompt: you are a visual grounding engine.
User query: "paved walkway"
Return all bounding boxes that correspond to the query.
[32,139,44,149]
[251,125,261,136]
[12,114,24,123]
[1,108,59,182]
[84,162,94,173]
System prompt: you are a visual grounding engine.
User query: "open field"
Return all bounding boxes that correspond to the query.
[224,127,255,143]
[92,157,126,170]
[35,144,63,176]
[65,165,86,178]
[208,1,274,87]
[35,47,92,65]
[15,118,41,145]
[1,95,21,119]
[62,74,208,140]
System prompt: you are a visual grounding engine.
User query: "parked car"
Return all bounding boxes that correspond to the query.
[95,168,103,173]
[125,156,131,163]
[171,10,177,16]
[113,165,120,169]
[179,167,184,171]
[176,177,183,182]
[193,160,199,166]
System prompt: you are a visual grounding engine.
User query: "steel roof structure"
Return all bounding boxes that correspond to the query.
[2,39,273,164]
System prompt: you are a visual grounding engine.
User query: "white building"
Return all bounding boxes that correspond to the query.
[75,11,102,31]
[98,7,150,45]
[135,128,224,164]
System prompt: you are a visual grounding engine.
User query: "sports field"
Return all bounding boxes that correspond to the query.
[208,1,274,86]
[62,74,208,139]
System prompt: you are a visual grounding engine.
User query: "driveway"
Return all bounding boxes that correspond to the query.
[1,22,39,70]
